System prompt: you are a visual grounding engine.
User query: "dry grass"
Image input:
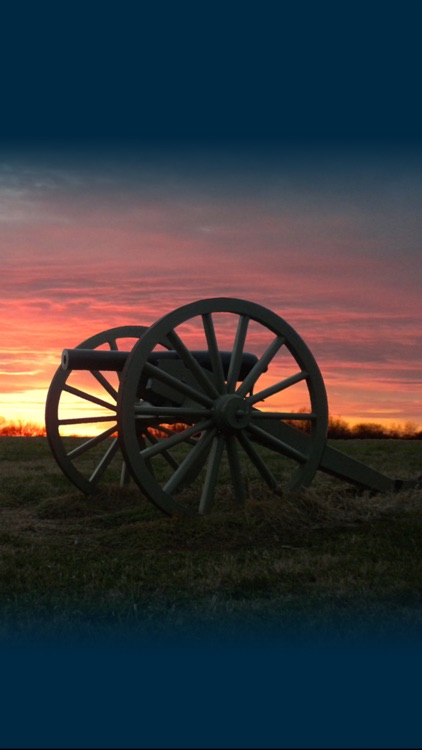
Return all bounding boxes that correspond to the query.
[0,437,421,642]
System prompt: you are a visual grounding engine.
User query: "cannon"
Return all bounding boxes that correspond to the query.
[45,298,421,515]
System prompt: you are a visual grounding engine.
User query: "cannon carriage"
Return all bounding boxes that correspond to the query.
[45,298,421,515]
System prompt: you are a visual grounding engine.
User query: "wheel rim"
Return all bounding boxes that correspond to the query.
[45,325,149,494]
[117,298,328,515]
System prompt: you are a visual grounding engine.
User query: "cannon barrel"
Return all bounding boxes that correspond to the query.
[62,348,128,371]
[61,348,259,380]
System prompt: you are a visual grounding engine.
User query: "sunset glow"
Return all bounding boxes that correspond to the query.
[1,147,421,434]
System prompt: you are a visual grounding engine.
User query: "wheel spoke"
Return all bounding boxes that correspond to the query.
[202,313,227,394]
[150,423,200,446]
[58,415,117,425]
[166,328,220,399]
[237,431,279,490]
[145,429,180,470]
[143,361,214,407]
[120,461,131,487]
[140,419,213,460]
[67,425,118,459]
[63,384,117,411]
[226,315,249,392]
[199,434,225,514]
[89,438,120,483]
[163,428,216,494]
[236,335,286,397]
[91,370,119,400]
[226,435,245,504]
[107,338,125,382]
[247,371,308,405]
[248,422,308,463]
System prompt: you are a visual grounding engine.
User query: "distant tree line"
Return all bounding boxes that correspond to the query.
[287,415,422,439]
[0,419,47,437]
[329,416,422,439]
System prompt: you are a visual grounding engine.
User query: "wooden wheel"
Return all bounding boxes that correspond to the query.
[117,298,329,515]
[45,325,148,494]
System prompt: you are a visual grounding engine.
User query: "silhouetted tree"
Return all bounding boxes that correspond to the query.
[327,416,352,439]
[400,420,419,439]
[0,420,46,437]
[351,422,389,439]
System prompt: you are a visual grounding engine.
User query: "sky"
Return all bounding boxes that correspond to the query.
[1,144,421,430]
[0,0,421,431]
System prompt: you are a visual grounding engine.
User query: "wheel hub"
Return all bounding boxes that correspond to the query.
[213,394,252,432]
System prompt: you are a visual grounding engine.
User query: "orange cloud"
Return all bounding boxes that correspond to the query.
[1,153,420,430]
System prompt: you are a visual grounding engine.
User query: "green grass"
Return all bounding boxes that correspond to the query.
[0,436,421,642]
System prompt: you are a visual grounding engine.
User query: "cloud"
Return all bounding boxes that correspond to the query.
[0,149,420,428]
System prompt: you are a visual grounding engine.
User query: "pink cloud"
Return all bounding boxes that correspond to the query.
[1,157,420,429]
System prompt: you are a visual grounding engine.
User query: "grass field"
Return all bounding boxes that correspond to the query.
[0,436,421,643]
